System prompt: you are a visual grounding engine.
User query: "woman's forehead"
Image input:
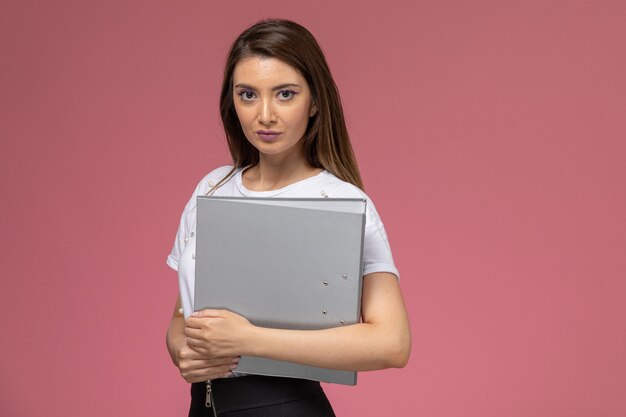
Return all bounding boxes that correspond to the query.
[233,56,305,87]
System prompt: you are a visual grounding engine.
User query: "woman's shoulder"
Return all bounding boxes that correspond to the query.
[191,165,237,196]
[318,172,385,222]
[318,171,369,200]
[179,165,237,214]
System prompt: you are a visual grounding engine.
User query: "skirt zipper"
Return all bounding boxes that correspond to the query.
[205,380,217,417]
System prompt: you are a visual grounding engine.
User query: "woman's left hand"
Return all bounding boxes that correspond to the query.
[184,309,255,358]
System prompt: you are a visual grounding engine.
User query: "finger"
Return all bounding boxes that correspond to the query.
[180,357,238,372]
[190,309,225,318]
[184,327,203,339]
[178,344,217,360]
[189,357,240,368]
[185,370,233,383]
[187,341,235,359]
[186,370,233,384]
[182,363,239,382]
[185,336,222,356]
[178,346,204,360]
[206,356,240,366]
[185,336,206,350]
[184,329,206,344]
[184,317,202,329]
[185,316,223,329]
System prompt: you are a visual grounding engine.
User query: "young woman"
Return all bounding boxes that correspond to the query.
[166,19,411,416]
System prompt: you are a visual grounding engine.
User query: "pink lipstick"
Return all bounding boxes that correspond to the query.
[256,130,281,141]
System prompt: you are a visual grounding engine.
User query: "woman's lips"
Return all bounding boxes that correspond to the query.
[256,131,281,141]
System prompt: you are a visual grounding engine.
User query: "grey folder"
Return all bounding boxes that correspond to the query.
[194,196,367,385]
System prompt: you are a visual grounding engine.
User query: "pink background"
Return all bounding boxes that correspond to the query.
[1,0,625,416]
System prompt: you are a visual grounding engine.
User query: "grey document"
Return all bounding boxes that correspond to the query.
[195,196,367,385]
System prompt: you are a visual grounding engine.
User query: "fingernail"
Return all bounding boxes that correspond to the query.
[224,372,233,377]
[230,364,238,369]
[190,311,198,317]
[232,358,240,363]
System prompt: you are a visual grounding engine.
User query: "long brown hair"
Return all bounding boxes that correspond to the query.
[219,19,364,190]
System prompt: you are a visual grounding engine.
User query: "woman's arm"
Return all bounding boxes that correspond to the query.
[166,296,240,382]
[185,272,411,371]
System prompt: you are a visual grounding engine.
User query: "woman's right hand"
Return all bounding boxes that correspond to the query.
[167,296,240,383]
[173,339,240,383]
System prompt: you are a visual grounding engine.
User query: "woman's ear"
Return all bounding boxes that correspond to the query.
[309,103,318,117]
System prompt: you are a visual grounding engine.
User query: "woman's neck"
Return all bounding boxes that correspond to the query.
[243,151,322,192]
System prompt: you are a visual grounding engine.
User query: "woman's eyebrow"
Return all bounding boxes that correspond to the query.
[271,83,301,91]
[234,83,301,91]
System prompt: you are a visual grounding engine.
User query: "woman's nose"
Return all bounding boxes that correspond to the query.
[258,97,276,125]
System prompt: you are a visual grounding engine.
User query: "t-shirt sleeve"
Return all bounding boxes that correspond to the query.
[166,210,188,271]
[166,182,203,271]
[362,199,399,279]
[166,166,235,272]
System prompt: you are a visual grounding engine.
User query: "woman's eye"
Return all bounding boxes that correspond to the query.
[277,90,296,101]
[239,91,256,101]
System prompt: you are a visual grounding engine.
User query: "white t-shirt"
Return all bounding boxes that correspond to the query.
[167,166,398,318]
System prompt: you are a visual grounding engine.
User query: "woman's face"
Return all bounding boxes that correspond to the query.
[232,56,317,161]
